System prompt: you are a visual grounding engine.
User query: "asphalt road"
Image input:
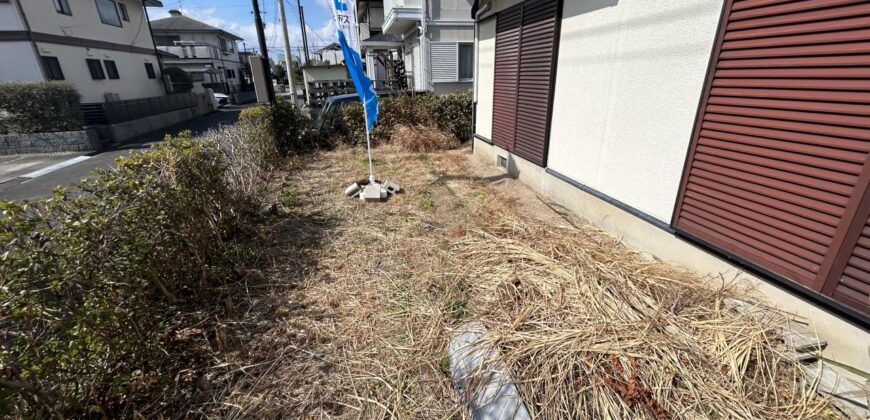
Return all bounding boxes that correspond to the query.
[0,104,249,202]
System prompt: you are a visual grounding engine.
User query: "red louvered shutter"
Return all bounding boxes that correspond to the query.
[491,4,522,151]
[491,0,559,166]
[673,0,870,314]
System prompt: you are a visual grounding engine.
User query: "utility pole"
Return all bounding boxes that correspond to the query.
[277,0,298,106]
[251,0,275,104]
[297,0,310,64]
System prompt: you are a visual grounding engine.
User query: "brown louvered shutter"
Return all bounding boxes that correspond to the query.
[491,4,522,151]
[673,0,870,314]
[490,0,559,166]
[826,207,870,312]
[513,0,559,166]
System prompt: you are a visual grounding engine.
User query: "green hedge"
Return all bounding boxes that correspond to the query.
[0,132,258,417]
[0,82,83,134]
[334,91,472,145]
[239,99,314,153]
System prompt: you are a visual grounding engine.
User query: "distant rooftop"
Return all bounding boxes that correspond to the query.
[150,9,243,41]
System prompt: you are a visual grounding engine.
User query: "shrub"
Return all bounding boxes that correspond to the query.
[0,132,262,417]
[239,99,314,154]
[201,122,277,198]
[391,124,459,152]
[163,67,193,93]
[329,92,472,146]
[424,91,472,141]
[0,82,83,134]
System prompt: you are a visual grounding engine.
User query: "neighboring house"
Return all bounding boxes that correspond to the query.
[317,43,344,65]
[150,9,243,94]
[357,0,474,93]
[0,0,166,103]
[472,0,870,369]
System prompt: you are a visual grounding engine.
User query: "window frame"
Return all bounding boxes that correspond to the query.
[95,0,122,27]
[41,56,65,80]
[53,0,72,15]
[104,60,120,79]
[118,3,129,21]
[86,59,106,80]
[458,43,474,81]
[144,62,156,79]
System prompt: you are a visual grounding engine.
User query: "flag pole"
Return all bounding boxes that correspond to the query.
[363,105,375,183]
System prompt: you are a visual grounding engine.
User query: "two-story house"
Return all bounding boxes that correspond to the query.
[357,0,474,93]
[150,9,243,94]
[0,0,166,103]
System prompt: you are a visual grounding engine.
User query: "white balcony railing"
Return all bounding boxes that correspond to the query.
[157,45,220,59]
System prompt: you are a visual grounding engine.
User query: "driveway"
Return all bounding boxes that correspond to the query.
[0,104,250,201]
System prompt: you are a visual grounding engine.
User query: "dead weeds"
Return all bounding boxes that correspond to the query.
[191,144,833,419]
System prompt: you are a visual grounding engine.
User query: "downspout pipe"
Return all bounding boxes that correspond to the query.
[471,1,491,150]
[421,0,430,91]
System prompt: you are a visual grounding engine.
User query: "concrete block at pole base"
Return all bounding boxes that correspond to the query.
[345,183,361,197]
[361,183,386,202]
[385,181,402,195]
[448,322,531,420]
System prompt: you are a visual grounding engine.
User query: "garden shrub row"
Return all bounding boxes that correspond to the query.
[0,82,83,134]
[333,91,472,146]
[0,127,272,417]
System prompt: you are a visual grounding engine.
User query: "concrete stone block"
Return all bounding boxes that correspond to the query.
[449,322,531,420]
[384,181,402,195]
[345,183,361,197]
[361,184,385,202]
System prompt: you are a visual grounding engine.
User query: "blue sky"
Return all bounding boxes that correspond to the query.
[149,0,338,58]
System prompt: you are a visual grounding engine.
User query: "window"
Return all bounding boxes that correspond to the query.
[87,59,105,79]
[191,72,204,82]
[95,0,121,27]
[118,3,129,21]
[220,38,228,53]
[458,43,473,80]
[144,62,156,79]
[225,69,232,78]
[53,0,72,15]
[104,60,119,79]
[41,57,64,80]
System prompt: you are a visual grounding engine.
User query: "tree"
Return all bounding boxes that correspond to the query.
[272,64,287,85]
[163,67,193,93]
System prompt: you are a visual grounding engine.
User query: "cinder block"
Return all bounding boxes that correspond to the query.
[384,181,402,195]
[362,184,385,202]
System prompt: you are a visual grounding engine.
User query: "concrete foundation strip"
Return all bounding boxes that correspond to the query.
[448,322,531,420]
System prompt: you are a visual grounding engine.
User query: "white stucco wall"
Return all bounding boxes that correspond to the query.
[35,43,165,102]
[0,1,26,30]
[546,0,723,222]
[0,42,43,83]
[20,0,156,50]
[474,17,495,139]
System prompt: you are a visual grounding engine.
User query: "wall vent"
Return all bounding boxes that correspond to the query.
[496,155,508,171]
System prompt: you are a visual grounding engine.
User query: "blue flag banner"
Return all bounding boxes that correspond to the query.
[331,0,378,131]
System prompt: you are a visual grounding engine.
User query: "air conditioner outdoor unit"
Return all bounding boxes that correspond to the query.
[104,92,121,102]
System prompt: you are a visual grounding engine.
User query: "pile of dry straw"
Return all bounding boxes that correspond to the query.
[454,208,831,419]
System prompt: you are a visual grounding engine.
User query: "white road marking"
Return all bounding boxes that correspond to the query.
[21,156,91,178]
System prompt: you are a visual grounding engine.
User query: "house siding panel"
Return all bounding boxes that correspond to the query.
[674,0,870,314]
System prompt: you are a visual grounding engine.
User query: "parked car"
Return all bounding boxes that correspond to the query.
[213,93,229,108]
[312,91,410,138]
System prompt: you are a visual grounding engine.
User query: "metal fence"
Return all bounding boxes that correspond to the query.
[81,92,198,125]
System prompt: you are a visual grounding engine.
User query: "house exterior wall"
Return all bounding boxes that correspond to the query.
[0,0,26,30]
[153,30,242,93]
[432,0,474,21]
[36,42,164,102]
[18,0,157,50]
[546,0,722,222]
[0,0,165,102]
[0,42,43,83]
